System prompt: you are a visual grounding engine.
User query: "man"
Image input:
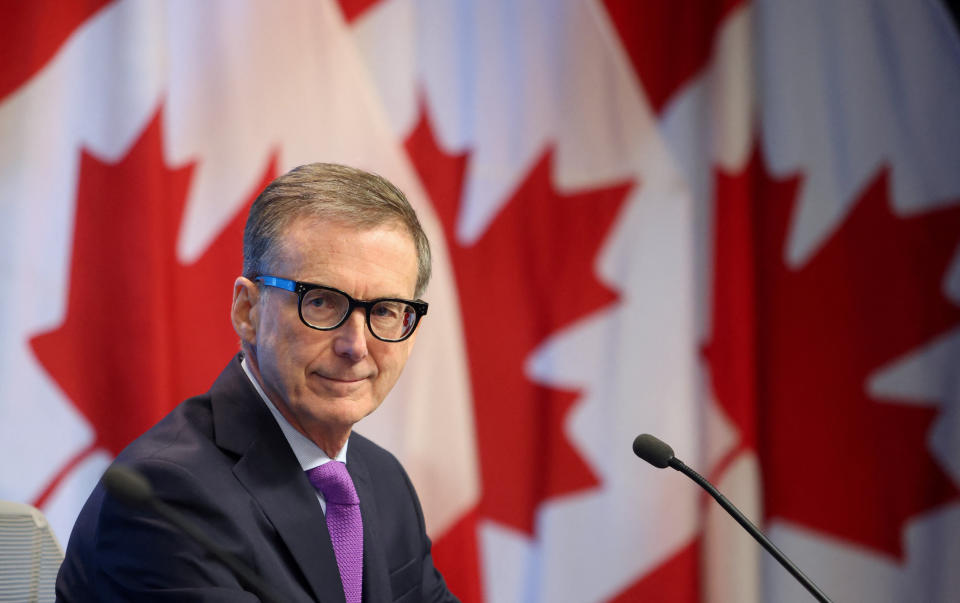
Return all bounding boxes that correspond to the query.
[56,163,459,602]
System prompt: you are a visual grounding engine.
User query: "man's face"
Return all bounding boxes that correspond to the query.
[242,216,420,448]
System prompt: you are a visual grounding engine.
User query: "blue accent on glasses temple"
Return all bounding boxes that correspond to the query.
[257,276,296,292]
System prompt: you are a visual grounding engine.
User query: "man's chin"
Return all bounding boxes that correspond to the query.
[303,397,376,429]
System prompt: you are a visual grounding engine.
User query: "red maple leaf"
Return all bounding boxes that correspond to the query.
[0,0,111,102]
[334,0,382,23]
[704,145,960,558]
[601,0,743,114]
[30,108,276,505]
[405,103,632,598]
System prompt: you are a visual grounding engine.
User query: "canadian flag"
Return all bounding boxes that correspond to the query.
[2,1,960,602]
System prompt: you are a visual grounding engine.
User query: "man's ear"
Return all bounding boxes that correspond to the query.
[231,277,260,346]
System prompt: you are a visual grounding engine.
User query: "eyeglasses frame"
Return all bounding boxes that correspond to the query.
[254,275,428,343]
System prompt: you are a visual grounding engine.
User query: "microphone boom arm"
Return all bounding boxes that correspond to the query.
[667,457,832,603]
[633,433,832,602]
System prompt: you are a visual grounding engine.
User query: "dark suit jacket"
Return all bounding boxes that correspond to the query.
[55,355,458,603]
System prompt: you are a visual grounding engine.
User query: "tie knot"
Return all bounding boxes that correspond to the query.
[306,462,359,505]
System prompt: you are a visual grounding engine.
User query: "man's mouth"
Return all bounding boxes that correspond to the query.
[315,373,367,384]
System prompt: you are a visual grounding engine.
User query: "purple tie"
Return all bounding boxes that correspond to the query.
[306,462,363,603]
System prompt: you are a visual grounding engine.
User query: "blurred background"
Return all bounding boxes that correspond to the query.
[2,1,960,601]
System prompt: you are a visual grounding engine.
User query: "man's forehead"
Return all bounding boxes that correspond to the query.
[270,215,418,291]
[278,214,413,249]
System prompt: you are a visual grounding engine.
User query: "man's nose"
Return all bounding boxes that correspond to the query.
[333,308,369,361]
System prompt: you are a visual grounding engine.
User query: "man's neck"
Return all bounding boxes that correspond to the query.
[240,351,350,463]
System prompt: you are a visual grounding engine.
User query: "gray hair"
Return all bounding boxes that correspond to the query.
[243,163,431,297]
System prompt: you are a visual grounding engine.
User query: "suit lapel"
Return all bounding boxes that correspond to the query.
[211,356,346,603]
[347,438,392,603]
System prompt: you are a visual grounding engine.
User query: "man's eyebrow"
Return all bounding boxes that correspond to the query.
[369,293,417,302]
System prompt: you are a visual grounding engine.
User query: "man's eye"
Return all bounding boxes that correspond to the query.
[373,303,401,319]
[304,291,340,310]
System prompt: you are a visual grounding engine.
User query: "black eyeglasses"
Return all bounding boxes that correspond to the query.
[255,275,428,342]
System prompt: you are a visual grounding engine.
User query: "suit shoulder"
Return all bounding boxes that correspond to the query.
[115,394,218,467]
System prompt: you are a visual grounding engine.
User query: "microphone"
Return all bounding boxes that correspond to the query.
[632,433,674,468]
[632,434,833,603]
[102,464,285,603]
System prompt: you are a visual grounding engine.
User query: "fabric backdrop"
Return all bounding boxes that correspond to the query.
[2,1,959,601]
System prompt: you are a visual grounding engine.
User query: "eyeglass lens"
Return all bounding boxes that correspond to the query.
[301,288,417,340]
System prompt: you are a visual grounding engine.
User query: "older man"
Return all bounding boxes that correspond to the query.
[56,163,459,602]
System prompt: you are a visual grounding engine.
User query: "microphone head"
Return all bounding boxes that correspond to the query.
[102,464,155,508]
[633,433,675,468]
